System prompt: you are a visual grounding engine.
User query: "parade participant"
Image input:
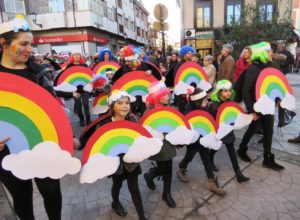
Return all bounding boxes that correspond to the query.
[138,46,149,62]
[143,81,177,208]
[217,44,235,82]
[0,16,62,220]
[237,42,285,170]
[95,91,147,220]
[165,51,179,88]
[173,45,195,113]
[176,86,226,196]
[203,55,216,85]
[66,52,91,126]
[233,46,252,82]
[209,80,250,182]
[99,48,113,62]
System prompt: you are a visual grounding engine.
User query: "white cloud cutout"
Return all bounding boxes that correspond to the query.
[2,141,81,180]
[165,126,199,145]
[80,154,120,184]
[92,105,109,115]
[233,113,253,130]
[200,132,222,150]
[254,94,275,115]
[280,92,296,111]
[174,81,189,95]
[216,123,233,140]
[83,83,93,93]
[54,82,77,92]
[198,80,212,92]
[123,136,163,163]
[143,125,164,140]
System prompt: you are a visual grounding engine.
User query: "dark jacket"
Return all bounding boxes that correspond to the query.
[279,50,294,74]
[242,61,272,113]
[112,62,149,83]
[165,60,179,87]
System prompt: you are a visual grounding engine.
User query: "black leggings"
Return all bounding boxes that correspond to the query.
[240,115,274,154]
[111,173,144,219]
[0,148,62,220]
[179,143,214,179]
[210,143,240,171]
[153,160,173,194]
[75,92,90,121]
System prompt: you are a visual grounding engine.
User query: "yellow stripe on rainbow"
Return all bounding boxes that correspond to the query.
[97,65,118,73]
[219,106,241,123]
[188,116,216,132]
[65,72,93,83]
[89,128,141,156]
[143,111,186,127]
[121,79,152,91]
[0,91,58,143]
[259,75,288,97]
[179,67,206,82]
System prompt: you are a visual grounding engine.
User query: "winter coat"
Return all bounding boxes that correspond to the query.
[203,64,216,85]
[217,55,235,82]
[165,60,179,87]
[233,57,251,83]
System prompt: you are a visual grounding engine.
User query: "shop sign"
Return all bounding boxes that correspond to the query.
[196,31,214,39]
[34,34,109,44]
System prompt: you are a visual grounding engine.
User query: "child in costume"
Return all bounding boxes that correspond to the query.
[143,81,177,208]
[176,86,226,195]
[96,90,147,220]
[209,80,250,183]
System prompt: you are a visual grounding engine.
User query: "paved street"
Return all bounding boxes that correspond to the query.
[1,73,300,220]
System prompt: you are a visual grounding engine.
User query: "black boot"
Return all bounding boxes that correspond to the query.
[162,192,176,208]
[237,147,251,162]
[111,201,128,216]
[144,167,157,190]
[263,153,284,170]
[234,169,250,183]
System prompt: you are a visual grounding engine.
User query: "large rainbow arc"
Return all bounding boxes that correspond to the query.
[185,110,218,136]
[93,61,120,76]
[81,121,152,164]
[216,102,244,126]
[139,106,191,133]
[256,67,294,101]
[0,72,73,154]
[54,66,93,87]
[111,71,158,97]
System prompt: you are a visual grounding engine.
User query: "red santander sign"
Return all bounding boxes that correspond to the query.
[34,34,109,44]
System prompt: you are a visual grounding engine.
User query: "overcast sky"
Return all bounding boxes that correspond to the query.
[142,0,180,43]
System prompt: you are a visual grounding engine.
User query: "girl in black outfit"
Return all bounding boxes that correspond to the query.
[0,18,62,220]
[96,91,146,220]
[176,87,226,196]
[66,52,91,126]
[209,80,250,183]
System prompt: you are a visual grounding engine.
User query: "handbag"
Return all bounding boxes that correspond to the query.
[277,106,296,128]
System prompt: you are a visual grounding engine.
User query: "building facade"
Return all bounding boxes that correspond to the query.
[0,0,150,55]
[179,0,294,58]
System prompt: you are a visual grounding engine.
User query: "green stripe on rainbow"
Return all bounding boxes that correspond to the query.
[0,107,42,149]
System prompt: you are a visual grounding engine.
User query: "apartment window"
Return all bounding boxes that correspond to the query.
[136,8,139,18]
[258,0,274,22]
[131,21,134,31]
[196,0,211,28]
[49,0,65,13]
[226,0,242,25]
[77,0,90,10]
[118,14,123,25]
[142,29,145,38]
[125,17,129,28]
[108,8,116,21]
[118,0,122,9]
[4,0,25,14]
[137,27,140,36]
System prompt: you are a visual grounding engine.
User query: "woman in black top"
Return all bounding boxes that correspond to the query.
[0,18,62,220]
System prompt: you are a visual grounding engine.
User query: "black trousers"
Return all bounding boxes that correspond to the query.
[75,92,90,122]
[153,159,173,194]
[0,148,62,220]
[111,173,145,219]
[177,95,187,114]
[240,115,274,154]
[210,143,240,171]
[179,143,214,179]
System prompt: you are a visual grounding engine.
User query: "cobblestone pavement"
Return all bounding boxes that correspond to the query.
[1,73,300,220]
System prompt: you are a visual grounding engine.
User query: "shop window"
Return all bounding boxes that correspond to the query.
[4,0,25,15]
[49,0,65,13]
[258,0,275,22]
[226,0,242,25]
[196,0,211,28]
